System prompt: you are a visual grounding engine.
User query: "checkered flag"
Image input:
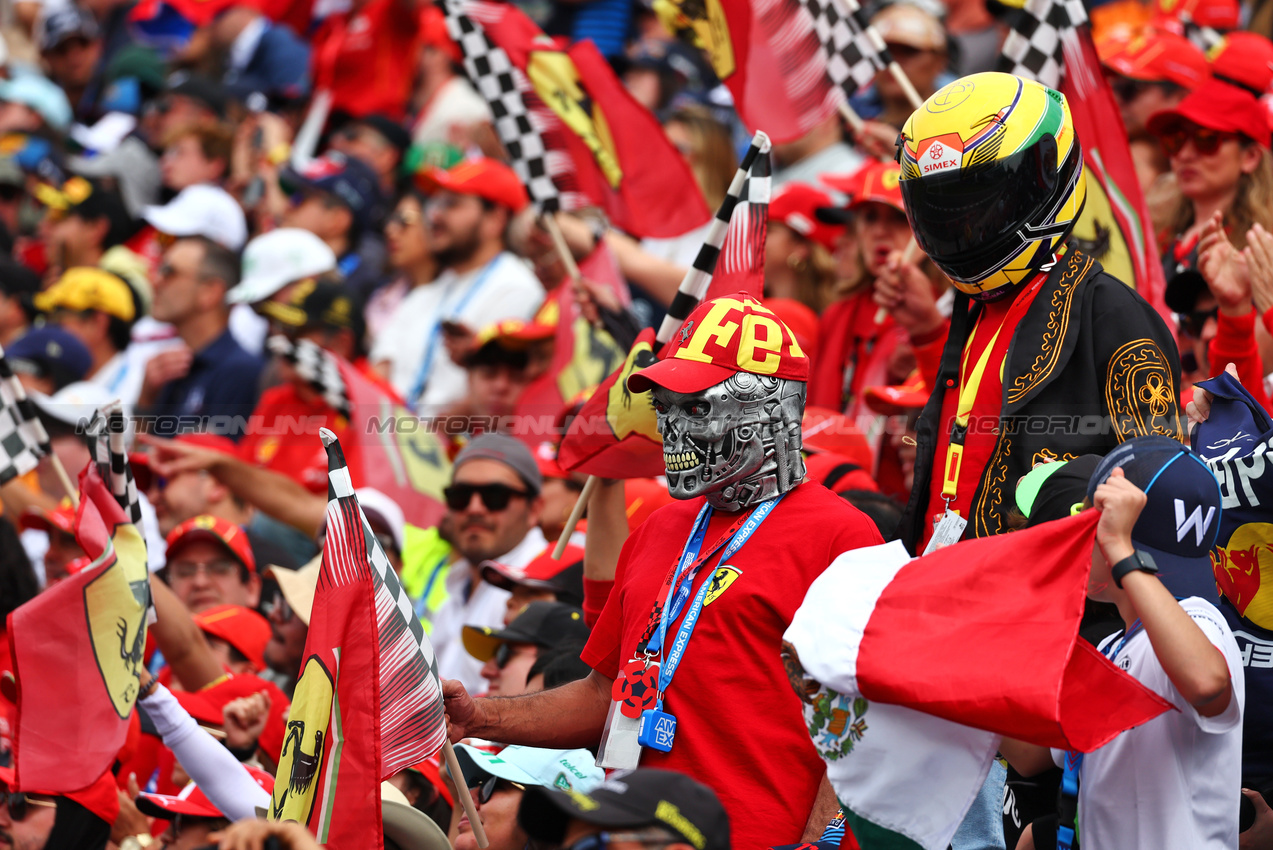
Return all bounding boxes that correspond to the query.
[85,402,142,525]
[801,0,892,96]
[441,0,583,213]
[0,345,49,487]
[268,335,350,417]
[720,148,771,278]
[321,429,448,771]
[998,0,1088,89]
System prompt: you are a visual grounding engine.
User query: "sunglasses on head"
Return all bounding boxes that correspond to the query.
[443,483,531,512]
[1159,126,1241,157]
[4,791,57,822]
[468,775,525,804]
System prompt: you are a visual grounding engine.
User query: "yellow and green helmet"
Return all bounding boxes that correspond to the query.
[898,72,1087,299]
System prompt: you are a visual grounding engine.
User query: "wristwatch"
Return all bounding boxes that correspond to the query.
[1111,549,1158,588]
[120,835,155,850]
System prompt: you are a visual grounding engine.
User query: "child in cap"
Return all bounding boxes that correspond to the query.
[1002,436,1243,849]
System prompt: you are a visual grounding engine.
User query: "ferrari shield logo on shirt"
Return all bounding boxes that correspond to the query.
[702,566,740,606]
[84,522,150,718]
[270,655,336,824]
[526,48,623,189]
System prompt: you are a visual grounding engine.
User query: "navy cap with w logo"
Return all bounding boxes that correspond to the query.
[1087,435,1223,601]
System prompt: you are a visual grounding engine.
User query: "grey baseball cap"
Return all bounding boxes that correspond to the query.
[453,433,543,495]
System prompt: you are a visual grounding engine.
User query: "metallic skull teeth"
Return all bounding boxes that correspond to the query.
[664,450,703,471]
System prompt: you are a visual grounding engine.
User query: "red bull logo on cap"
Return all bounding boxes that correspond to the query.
[1212,521,1273,629]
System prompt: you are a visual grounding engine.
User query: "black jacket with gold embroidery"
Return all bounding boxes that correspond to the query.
[898,250,1183,552]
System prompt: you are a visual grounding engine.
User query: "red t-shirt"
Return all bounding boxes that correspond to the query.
[581,482,884,849]
[239,383,350,493]
[310,0,423,119]
[920,277,1045,549]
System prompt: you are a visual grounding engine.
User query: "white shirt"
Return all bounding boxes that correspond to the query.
[370,251,543,410]
[431,527,548,693]
[1052,597,1244,850]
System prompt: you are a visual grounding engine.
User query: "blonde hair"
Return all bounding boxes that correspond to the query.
[1153,145,1273,249]
[664,105,737,210]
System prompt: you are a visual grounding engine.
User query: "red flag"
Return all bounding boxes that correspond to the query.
[340,361,451,531]
[267,444,382,847]
[653,0,842,144]
[704,150,769,300]
[7,464,150,792]
[557,328,667,477]
[462,0,712,238]
[1060,30,1170,321]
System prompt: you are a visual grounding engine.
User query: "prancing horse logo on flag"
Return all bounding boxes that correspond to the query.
[84,521,150,718]
[526,47,623,189]
[270,655,336,824]
[652,0,736,81]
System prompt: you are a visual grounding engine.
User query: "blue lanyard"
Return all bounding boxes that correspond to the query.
[648,495,782,702]
[1057,619,1143,850]
[408,257,501,408]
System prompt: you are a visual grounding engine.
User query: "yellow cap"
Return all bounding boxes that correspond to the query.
[35,267,136,322]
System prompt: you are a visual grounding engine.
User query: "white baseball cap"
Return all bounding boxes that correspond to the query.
[228,228,336,305]
[30,381,117,428]
[142,184,247,251]
[454,744,605,794]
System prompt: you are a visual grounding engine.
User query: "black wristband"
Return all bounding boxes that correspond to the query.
[226,742,258,761]
[1111,550,1158,589]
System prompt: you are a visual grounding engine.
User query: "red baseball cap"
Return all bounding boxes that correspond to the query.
[1147,77,1272,148]
[1211,31,1273,95]
[420,4,462,63]
[822,160,905,214]
[769,183,844,252]
[134,432,239,493]
[136,765,274,820]
[18,498,77,534]
[193,604,270,671]
[623,477,675,530]
[762,298,819,360]
[164,515,256,573]
[481,544,585,601]
[863,369,931,415]
[418,158,529,212]
[626,294,810,394]
[801,406,874,470]
[1153,0,1239,31]
[1100,28,1210,89]
[0,765,121,825]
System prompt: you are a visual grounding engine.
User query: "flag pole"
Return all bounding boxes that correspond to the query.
[49,455,79,508]
[888,61,925,110]
[542,213,584,286]
[442,739,489,848]
[839,101,866,137]
[875,238,924,325]
[552,132,772,555]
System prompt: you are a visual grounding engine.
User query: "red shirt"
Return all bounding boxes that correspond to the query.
[239,383,349,493]
[310,0,423,119]
[581,482,884,849]
[809,287,905,418]
[921,278,1045,549]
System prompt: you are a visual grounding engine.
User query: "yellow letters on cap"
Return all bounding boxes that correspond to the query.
[676,297,805,374]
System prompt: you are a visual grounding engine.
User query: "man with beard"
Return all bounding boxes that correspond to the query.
[443,295,884,848]
[371,158,544,411]
[430,434,548,692]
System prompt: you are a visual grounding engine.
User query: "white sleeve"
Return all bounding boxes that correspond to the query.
[139,684,273,821]
[1178,598,1245,734]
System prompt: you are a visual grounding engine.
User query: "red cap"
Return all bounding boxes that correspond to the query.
[0,766,121,824]
[623,478,675,530]
[769,183,844,252]
[823,160,905,213]
[474,318,556,349]
[18,499,76,534]
[420,4,462,63]
[418,158,529,212]
[481,544,584,592]
[803,450,879,492]
[1147,77,1272,148]
[801,406,874,470]
[1153,0,1239,31]
[1211,31,1273,94]
[136,765,274,820]
[863,369,930,415]
[193,604,270,671]
[164,515,257,573]
[762,298,819,361]
[626,294,810,394]
[1100,28,1210,89]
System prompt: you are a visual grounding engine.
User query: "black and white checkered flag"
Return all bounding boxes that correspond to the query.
[85,402,142,525]
[268,335,350,417]
[801,0,892,96]
[441,0,580,214]
[0,345,49,487]
[999,0,1088,89]
[321,429,448,770]
[720,148,771,277]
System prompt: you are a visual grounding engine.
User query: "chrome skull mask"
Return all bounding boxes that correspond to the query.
[652,372,807,512]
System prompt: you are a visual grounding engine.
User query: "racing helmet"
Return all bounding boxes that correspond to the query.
[898,72,1087,298]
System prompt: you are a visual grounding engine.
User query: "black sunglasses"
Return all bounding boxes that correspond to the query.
[1181,306,1219,337]
[4,791,57,822]
[1159,126,1241,157]
[469,775,525,804]
[443,483,531,512]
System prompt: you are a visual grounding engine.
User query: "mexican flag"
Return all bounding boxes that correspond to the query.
[782,512,1172,850]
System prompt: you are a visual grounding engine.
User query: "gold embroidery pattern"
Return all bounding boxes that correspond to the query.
[1105,339,1184,442]
[973,430,1013,538]
[1007,251,1093,405]
[1032,449,1078,467]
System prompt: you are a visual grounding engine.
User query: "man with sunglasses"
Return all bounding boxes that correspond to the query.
[430,434,548,693]
[452,743,604,850]
[0,764,119,850]
[463,600,590,698]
